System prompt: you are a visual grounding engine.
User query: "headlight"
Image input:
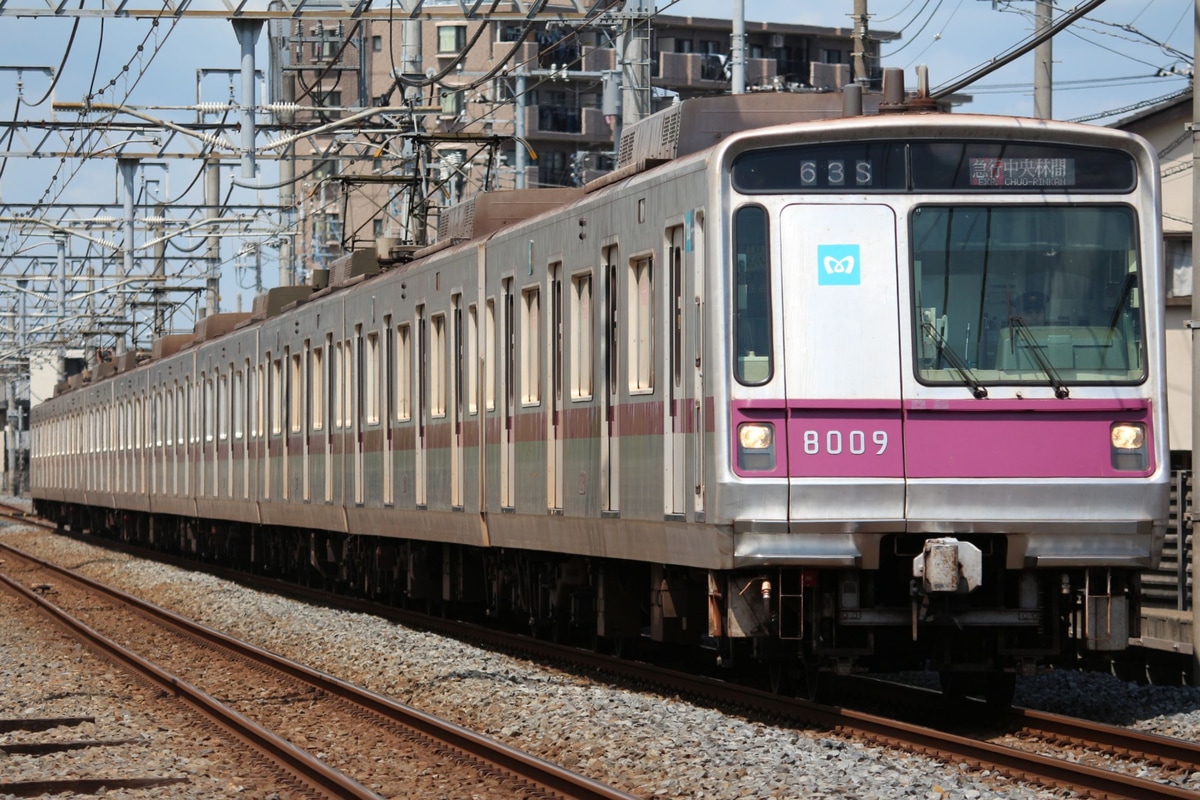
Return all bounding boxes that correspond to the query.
[739,423,773,449]
[1110,423,1144,450]
[1110,422,1147,471]
[737,422,775,472]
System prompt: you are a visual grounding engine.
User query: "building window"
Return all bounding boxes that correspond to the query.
[373,218,384,237]
[372,35,382,52]
[440,89,464,116]
[438,25,467,53]
[314,89,341,108]
[701,54,726,81]
[824,48,843,64]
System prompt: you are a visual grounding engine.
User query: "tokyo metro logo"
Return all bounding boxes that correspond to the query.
[817,244,861,286]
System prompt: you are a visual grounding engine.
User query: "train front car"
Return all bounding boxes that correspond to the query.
[713,114,1169,701]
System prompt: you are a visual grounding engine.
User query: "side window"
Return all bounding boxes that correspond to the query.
[291,352,304,433]
[485,299,497,411]
[467,303,479,415]
[271,357,283,435]
[365,331,380,424]
[218,372,229,442]
[628,256,653,393]
[334,341,345,428]
[204,374,215,443]
[311,346,324,431]
[521,286,541,405]
[396,324,412,421]
[431,313,447,417]
[234,369,245,440]
[571,272,593,399]
[734,205,772,384]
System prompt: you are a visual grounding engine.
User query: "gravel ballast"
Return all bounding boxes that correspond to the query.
[4,516,1200,800]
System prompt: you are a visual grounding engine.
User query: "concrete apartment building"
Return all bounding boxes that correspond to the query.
[270,12,883,276]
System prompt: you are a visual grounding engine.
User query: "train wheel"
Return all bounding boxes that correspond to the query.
[767,662,795,696]
[800,657,832,703]
[939,671,1015,715]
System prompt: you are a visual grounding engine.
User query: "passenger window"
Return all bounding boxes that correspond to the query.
[396,324,412,421]
[571,273,593,399]
[365,332,380,424]
[521,287,541,405]
[628,256,653,393]
[431,314,447,417]
[734,205,772,384]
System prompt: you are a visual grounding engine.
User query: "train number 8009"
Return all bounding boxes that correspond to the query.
[801,430,889,456]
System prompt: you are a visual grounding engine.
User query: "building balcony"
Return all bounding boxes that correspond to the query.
[655,51,776,90]
[524,105,614,144]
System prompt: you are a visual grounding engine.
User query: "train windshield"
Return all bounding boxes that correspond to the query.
[910,205,1144,387]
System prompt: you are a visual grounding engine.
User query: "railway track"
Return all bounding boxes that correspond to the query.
[3,507,1199,800]
[0,715,189,798]
[0,535,637,800]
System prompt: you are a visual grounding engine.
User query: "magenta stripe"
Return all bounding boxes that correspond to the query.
[905,398,1149,413]
[731,397,1156,480]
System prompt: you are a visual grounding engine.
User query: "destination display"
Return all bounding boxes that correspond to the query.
[731,141,1135,193]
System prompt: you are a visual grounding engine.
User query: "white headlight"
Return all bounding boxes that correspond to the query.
[738,423,774,450]
[1111,423,1144,450]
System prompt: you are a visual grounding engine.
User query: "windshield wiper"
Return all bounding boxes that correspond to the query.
[1008,316,1070,399]
[921,321,988,398]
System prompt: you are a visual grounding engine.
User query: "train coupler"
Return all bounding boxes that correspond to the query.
[912,537,982,594]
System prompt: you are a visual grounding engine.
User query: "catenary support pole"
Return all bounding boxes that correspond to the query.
[1190,0,1199,685]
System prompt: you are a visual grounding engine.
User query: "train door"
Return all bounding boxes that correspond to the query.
[602,246,619,514]
[452,295,464,509]
[354,325,364,506]
[416,306,428,508]
[548,263,564,512]
[665,225,688,518]
[692,211,706,515]
[324,333,333,502]
[301,343,311,502]
[501,279,515,509]
[774,203,906,523]
[281,351,290,501]
[384,318,394,506]
[240,364,249,501]
[263,359,272,501]
[240,362,249,501]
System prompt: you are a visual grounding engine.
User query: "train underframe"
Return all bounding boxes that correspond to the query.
[38,501,1137,704]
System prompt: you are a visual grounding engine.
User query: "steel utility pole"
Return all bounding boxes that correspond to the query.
[1034,0,1052,118]
[853,0,870,88]
[1190,0,1199,688]
[620,0,653,126]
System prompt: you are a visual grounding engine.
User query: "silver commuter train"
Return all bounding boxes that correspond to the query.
[30,92,1170,701]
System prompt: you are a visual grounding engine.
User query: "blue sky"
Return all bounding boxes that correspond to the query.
[667,0,1193,121]
[0,1,1194,315]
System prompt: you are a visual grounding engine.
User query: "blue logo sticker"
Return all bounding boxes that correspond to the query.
[817,244,861,286]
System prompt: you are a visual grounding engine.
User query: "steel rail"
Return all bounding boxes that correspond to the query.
[7,513,1199,799]
[0,563,379,800]
[0,539,638,800]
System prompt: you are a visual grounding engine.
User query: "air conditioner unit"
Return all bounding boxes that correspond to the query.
[770,34,784,48]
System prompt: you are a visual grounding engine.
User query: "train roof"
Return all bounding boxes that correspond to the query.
[57,85,1155,394]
